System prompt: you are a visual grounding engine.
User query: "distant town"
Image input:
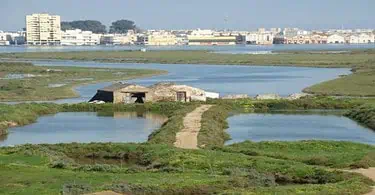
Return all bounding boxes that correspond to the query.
[0,13,375,46]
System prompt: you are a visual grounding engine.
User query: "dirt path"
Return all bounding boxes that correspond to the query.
[174,105,213,149]
[344,168,375,195]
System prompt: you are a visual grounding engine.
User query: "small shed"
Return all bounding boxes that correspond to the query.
[89,83,150,104]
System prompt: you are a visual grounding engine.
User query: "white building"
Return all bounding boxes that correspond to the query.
[327,34,345,44]
[61,29,101,46]
[26,13,61,45]
[358,33,374,44]
[0,31,10,45]
[100,34,137,45]
[245,30,274,45]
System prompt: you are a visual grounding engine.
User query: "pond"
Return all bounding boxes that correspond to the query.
[226,113,375,145]
[22,60,350,104]
[0,112,167,146]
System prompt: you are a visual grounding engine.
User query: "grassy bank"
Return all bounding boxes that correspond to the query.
[345,105,375,131]
[198,105,231,148]
[0,142,373,194]
[0,62,166,101]
[304,70,375,97]
[0,103,60,135]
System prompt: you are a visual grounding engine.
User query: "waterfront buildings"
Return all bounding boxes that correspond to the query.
[147,31,178,46]
[327,34,346,44]
[26,13,61,45]
[187,29,238,45]
[61,29,101,46]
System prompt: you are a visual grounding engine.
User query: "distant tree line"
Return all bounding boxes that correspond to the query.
[61,19,139,34]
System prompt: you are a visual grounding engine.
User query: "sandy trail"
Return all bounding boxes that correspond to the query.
[343,168,375,195]
[174,105,212,149]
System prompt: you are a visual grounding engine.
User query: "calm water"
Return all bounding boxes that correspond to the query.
[15,60,350,104]
[0,112,167,146]
[1,44,375,53]
[227,113,375,145]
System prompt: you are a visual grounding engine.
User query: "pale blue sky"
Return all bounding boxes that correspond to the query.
[1,0,374,31]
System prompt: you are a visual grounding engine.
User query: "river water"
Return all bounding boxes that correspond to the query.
[1,44,375,54]
[0,112,167,146]
[15,60,350,104]
[226,113,375,145]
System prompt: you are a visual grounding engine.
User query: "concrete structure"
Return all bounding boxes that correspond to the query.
[327,34,345,44]
[61,29,101,46]
[90,82,210,104]
[26,13,61,45]
[90,83,151,104]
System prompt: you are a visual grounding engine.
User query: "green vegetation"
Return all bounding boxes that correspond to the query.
[148,104,199,145]
[0,62,165,101]
[217,141,375,169]
[0,103,60,135]
[345,105,375,131]
[1,50,374,69]
[0,98,375,194]
[198,105,231,148]
[61,20,107,33]
[304,71,375,97]
[0,142,373,194]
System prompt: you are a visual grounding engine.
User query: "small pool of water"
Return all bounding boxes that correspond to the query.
[0,112,167,146]
[226,113,375,145]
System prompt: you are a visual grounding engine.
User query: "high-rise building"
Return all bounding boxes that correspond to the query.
[26,13,61,45]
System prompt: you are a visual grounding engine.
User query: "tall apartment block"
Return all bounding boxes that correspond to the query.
[26,13,61,45]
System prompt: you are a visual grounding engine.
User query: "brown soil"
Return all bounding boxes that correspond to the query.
[174,105,213,149]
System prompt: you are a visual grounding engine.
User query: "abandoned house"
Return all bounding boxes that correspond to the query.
[89,82,212,104]
[89,83,151,104]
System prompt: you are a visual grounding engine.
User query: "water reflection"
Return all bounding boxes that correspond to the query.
[0,111,167,146]
[227,113,375,145]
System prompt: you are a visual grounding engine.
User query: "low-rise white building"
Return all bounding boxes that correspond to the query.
[61,29,101,46]
[245,31,274,45]
[327,34,345,44]
[0,31,10,45]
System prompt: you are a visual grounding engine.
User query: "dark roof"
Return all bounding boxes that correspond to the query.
[99,83,133,92]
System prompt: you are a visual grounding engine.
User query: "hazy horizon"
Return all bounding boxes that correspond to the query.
[1,0,374,31]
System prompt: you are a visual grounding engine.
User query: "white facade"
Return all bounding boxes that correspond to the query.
[246,32,274,45]
[327,34,345,44]
[100,34,137,45]
[26,13,61,45]
[0,31,10,45]
[61,29,101,46]
[358,33,374,44]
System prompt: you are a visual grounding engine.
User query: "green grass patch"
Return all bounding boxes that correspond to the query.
[0,142,373,194]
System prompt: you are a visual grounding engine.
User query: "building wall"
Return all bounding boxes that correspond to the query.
[61,29,101,46]
[26,13,61,45]
[147,33,177,46]
[327,34,345,44]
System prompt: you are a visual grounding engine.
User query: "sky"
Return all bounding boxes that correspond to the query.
[1,0,374,31]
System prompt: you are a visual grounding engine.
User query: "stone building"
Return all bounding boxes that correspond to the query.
[89,82,210,104]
